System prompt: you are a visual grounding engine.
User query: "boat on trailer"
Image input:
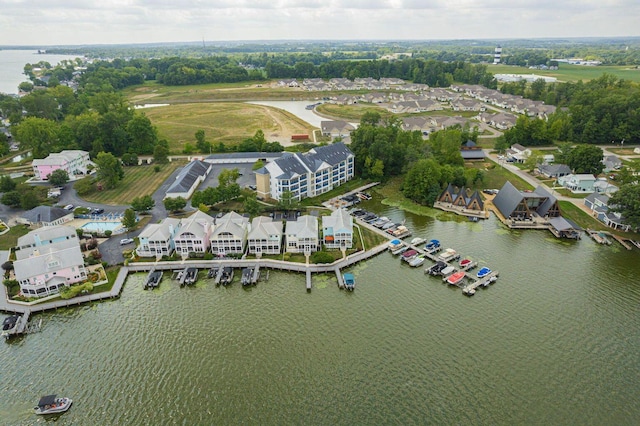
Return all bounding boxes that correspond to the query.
[34,395,72,415]
[343,273,356,291]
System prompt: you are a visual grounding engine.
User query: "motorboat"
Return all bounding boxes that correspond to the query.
[425,239,441,252]
[440,266,456,277]
[388,239,403,250]
[426,261,446,276]
[144,270,162,290]
[241,268,254,286]
[401,249,419,262]
[372,217,390,228]
[207,267,219,278]
[182,268,198,286]
[391,245,408,256]
[410,237,426,246]
[459,259,472,268]
[381,221,396,230]
[343,273,355,291]
[438,248,459,262]
[477,267,492,279]
[409,254,426,267]
[34,395,72,415]
[220,267,234,286]
[2,314,21,339]
[446,271,466,286]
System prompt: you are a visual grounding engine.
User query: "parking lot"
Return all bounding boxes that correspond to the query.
[199,162,257,191]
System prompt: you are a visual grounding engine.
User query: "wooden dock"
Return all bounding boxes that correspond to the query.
[462,271,500,296]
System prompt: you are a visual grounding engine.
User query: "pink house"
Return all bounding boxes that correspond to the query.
[32,150,93,181]
[14,225,87,298]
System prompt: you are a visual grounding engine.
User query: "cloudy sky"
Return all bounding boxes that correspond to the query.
[1,0,638,46]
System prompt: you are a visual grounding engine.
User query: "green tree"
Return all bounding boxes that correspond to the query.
[122,208,137,230]
[20,189,40,210]
[131,195,155,212]
[127,113,158,155]
[18,81,34,93]
[243,195,263,217]
[360,111,381,127]
[403,159,443,205]
[153,140,169,164]
[48,169,69,186]
[609,184,640,229]
[0,175,16,192]
[195,129,211,153]
[1,191,21,207]
[164,197,187,212]
[74,177,95,196]
[14,116,59,158]
[567,145,604,175]
[95,151,124,189]
[121,152,139,166]
[252,159,265,171]
[277,190,300,211]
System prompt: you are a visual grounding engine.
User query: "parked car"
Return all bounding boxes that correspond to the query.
[248,185,257,190]
[120,238,134,245]
[63,204,74,211]
[93,208,104,214]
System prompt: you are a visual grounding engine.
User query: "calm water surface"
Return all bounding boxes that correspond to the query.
[0,50,81,95]
[1,201,639,425]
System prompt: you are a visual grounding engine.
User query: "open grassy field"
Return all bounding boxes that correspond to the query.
[0,224,30,250]
[487,63,640,83]
[79,161,186,205]
[141,102,317,153]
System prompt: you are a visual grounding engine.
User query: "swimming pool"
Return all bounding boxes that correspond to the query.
[81,221,123,233]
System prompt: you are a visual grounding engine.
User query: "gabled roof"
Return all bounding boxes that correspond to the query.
[175,210,213,240]
[248,216,283,240]
[287,215,318,239]
[322,209,353,234]
[211,211,248,239]
[14,244,84,282]
[21,206,71,224]
[492,181,524,217]
[533,185,558,216]
[17,225,76,248]
[265,142,353,180]
[538,163,571,176]
[138,218,181,242]
[166,160,211,194]
[548,216,581,232]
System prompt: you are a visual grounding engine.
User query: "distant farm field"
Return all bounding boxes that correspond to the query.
[141,102,317,152]
[487,63,640,83]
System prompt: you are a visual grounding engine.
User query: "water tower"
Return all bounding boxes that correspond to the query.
[493,46,502,64]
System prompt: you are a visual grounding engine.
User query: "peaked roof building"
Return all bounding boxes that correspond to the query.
[165,160,212,199]
[492,181,560,220]
[255,142,354,201]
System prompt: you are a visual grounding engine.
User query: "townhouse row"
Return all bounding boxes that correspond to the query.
[136,209,354,258]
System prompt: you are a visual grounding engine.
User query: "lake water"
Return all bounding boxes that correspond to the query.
[2,197,639,425]
[0,50,81,95]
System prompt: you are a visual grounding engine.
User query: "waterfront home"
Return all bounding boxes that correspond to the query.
[209,211,249,255]
[557,174,596,193]
[584,193,631,232]
[18,205,74,228]
[492,181,560,220]
[247,216,283,255]
[173,210,214,256]
[255,143,354,201]
[136,218,182,258]
[164,160,212,199]
[31,150,93,181]
[322,209,353,249]
[435,184,485,217]
[286,215,319,253]
[13,225,86,298]
[537,163,571,179]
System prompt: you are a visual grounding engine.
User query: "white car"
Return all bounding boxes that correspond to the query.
[120,238,134,245]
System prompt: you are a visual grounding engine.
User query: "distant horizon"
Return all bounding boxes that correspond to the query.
[2,35,640,50]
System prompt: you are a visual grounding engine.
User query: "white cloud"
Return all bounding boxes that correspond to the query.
[0,0,637,45]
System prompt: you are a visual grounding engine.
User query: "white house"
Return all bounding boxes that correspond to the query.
[247,216,283,255]
[165,160,212,199]
[13,225,86,298]
[322,209,353,249]
[557,174,597,193]
[136,218,182,258]
[173,210,214,256]
[285,215,319,253]
[19,206,74,228]
[209,211,249,255]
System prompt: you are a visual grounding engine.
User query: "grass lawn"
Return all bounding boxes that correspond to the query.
[487,63,640,83]
[0,224,30,250]
[79,161,186,205]
[356,224,388,250]
[558,201,607,232]
[141,102,316,153]
[467,161,533,191]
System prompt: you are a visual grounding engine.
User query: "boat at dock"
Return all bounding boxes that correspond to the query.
[207,267,219,278]
[438,248,460,262]
[343,273,355,291]
[459,259,471,268]
[477,267,492,279]
[219,267,234,286]
[356,192,372,201]
[446,271,466,286]
[409,254,426,267]
[401,249,419,262]
[410,237,426,246]
[241,268,254,286]
[426,261,447,276]
[144,270,162,290]
[182,268,198,286]
[390,225,411,238]
[372,216,390,228]
[440,266,456,277]
[388,239,403,250]
[2,314,23,339]
[391,245,408,255]
[34,395,72,415]
[425,239,441,252]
